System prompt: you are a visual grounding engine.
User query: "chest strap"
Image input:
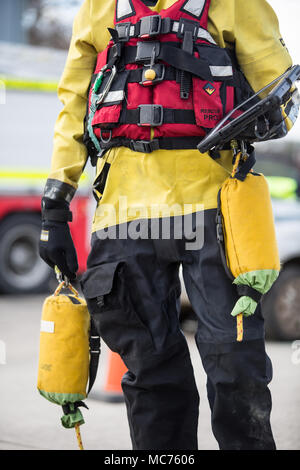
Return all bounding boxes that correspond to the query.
[108,41,214,82]
[115,16,216,44]
[118,105,196,126]
[95,136,204,155]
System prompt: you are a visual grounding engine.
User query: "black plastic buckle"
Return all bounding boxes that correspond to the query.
[115,22,132,42]
[138,105,163,127]
[130,139,160,153]
[177,18,199,40]
[90,335,101,353]
[139,15,162,38]
[135,41,160,63]
[140,64,165,86]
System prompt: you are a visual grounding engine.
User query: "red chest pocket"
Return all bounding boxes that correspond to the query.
[193,78,224,129]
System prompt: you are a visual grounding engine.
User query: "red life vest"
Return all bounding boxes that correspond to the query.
[84,0,252,161]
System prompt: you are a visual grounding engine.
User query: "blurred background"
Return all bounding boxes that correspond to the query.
[0,0,299,451]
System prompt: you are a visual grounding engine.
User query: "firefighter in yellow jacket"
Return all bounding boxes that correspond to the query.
[39,0,298,450]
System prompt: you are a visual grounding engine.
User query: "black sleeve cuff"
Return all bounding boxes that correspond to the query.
[43,179,76,204]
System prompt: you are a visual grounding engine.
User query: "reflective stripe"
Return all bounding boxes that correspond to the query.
[210,66,233,77]
[182,0,206,17]
[172,22,216,44]
[117,0,135,20]
[103,90,125,103]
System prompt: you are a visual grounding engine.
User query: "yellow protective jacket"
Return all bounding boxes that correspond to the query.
[46,0,293,232]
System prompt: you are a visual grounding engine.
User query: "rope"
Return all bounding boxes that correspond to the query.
[231,151,242,178]
[231,151,244,342]
[236,313,244,342]
[75,424,84,450]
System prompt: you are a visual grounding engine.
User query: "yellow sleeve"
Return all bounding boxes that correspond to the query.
[48,0,98,193]
[209,0,293,93]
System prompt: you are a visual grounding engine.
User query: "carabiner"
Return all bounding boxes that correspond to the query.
[254,116,270,140]
[54,266,70,288]
[96,65,117,106]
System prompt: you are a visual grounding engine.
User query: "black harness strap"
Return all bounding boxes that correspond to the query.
[108,43,213,82]
[236,285,263,303]
[97,136,203,153]
[234,145,256,181]
[119,106,196,125]
[88,317,101,394]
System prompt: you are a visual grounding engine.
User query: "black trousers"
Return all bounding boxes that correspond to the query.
[81,210,275,450]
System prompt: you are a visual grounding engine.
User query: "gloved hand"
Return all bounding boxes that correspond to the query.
[39,197,78,281]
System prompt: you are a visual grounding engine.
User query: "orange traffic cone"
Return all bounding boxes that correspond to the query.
[98,350,128,402]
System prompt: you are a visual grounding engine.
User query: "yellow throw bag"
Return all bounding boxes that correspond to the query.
[37,283,90,428]
[218,169,281,319]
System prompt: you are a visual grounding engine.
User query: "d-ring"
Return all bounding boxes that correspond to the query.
[100,129,112,144]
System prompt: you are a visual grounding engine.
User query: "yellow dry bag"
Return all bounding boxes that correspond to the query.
[217,150,281,339]
[37,281,95,429]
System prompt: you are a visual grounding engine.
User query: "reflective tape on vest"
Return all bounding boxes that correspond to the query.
[172,22,216,44]
[103,90,125,103]
[182,0,206,17]
[117,0,135,20]
[210,66,233,77]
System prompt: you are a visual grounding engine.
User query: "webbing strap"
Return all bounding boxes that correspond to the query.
[108,43,214,82]
[88,317,100,394]
[120,106,196,125]
[126,65,176,83]
[236,285,263,303]
[234,147,256,181]
[97,136,203,153]
[115,17,216,44]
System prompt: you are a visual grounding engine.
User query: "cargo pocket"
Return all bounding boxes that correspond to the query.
[193,78,224,128]
[81,262,154,357]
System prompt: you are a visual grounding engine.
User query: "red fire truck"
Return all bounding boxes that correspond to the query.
[0,170,91,294]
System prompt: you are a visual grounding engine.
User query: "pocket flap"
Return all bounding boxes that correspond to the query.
[81,261,122,299]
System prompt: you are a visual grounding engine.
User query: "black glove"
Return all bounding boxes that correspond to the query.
[39,197,78,281]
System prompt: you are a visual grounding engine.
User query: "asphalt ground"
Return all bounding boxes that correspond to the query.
[0,294,299,451]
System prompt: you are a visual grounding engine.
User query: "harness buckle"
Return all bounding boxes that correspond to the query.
[135,41,160,63]
[138,105,164,127]
[139,15,162,38]
[177,18,199,40]
[129,139,160,153]
[115,22,132,42]
[140,64,165,86]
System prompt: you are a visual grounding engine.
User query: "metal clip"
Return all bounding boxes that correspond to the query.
[254,116,270,140]
[95,65,117,106]
[54,266,69,287]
